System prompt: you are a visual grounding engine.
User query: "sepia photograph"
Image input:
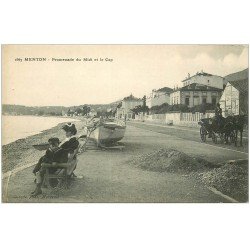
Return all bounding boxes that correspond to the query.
[1,44,249,203]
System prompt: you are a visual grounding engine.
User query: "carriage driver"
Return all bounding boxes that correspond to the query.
[215,103,222,117]
[215,103,223,127]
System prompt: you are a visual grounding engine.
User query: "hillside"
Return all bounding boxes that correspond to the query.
[2,101,122,116]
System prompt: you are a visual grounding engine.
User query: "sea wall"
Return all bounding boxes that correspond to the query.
[134,112,215,127]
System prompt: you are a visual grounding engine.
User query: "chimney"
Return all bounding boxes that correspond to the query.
[188,73,190,78]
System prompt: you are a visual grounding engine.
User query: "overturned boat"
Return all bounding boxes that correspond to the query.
[86,119,126,146]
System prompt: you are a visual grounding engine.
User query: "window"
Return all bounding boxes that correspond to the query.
[185,97,189,106]
[212,97,216,106]
[208,80,210,83]
[194,97,200,106]
[202,98,207,104]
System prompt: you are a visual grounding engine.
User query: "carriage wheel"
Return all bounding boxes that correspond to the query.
[200,127,206,142]
[212,133,217,144]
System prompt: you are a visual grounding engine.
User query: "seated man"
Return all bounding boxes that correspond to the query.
[31,137,68,197]
[31,123,79,197]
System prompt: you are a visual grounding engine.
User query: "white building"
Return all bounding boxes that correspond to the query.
[182,71,226,89]
[219,68,248,116]
[170,83,222,107]
[146,87,172,108]
[116,94,143,119]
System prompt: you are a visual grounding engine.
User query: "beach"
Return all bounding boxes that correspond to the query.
[2,120,84,174]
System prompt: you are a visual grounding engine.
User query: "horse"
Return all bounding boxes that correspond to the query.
[200,114,248,146]
[222,116,236,145]
[200,116,236,145]
[232,114,248,146]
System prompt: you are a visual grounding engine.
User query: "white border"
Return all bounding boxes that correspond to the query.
[1,1,249,250]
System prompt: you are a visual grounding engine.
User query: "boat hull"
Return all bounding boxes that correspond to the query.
[89,123,126,145]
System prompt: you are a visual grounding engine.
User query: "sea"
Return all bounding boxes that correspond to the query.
[2,115,80,145]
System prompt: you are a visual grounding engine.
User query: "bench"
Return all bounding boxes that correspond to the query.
[41,146,79,188]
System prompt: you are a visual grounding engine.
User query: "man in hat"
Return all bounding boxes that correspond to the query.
[215,103,222,119]
[31,123,79,197]
[31,137,68,196]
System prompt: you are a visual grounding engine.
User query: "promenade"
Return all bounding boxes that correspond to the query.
[2,124,248,203]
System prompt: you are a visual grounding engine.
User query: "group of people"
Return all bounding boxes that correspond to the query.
[31,123,79,197]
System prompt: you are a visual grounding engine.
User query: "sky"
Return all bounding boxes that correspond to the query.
[2,45,248,107]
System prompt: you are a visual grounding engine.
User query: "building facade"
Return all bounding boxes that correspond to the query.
[182,71,226,89]
[146,87,172,108]
[170,83,222,108]
[219,68,248,116]
[116,94,143,119]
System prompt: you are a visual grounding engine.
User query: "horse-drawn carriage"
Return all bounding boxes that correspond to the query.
[198,117,236,144]
[198,114,247,146]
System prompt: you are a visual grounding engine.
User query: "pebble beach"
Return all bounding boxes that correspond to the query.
[2,120,84,174]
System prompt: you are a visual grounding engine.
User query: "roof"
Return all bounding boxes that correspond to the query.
[229,80,248,94]
[173,83,222,92]
[123,94,141,101]
[182,72,213,82]
[157,86,173,93]
[224,68,248,94]
[225,68,248,82]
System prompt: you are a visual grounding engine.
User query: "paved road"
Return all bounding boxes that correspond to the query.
[128,121,248,157]
[3,124,248,203]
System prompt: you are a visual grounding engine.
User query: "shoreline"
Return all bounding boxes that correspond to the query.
[2,115,81,146]
[2,114,81,119]
[2,120,84,174]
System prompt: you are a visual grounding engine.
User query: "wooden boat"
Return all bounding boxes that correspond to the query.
[88,120,126,146]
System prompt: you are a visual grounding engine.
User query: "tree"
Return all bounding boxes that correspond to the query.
[37,110,44,116]
[75,107,83,115]
[150,103,189,114]
[142,95,149,114]
[80,105,89,116]
[117,102,122,108]
[131,105,149,115]
[130,105,142,115]
[67,109,74,116]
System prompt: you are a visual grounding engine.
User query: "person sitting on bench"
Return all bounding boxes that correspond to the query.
[31,123,79,197]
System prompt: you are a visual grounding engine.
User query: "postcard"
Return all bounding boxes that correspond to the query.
[1,44,248,203]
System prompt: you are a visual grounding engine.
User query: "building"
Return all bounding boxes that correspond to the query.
[182,70,226,89]
[170,83,222,107]
[219,68,248,116]
[146,87,172,108]
[116,94,143,119]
